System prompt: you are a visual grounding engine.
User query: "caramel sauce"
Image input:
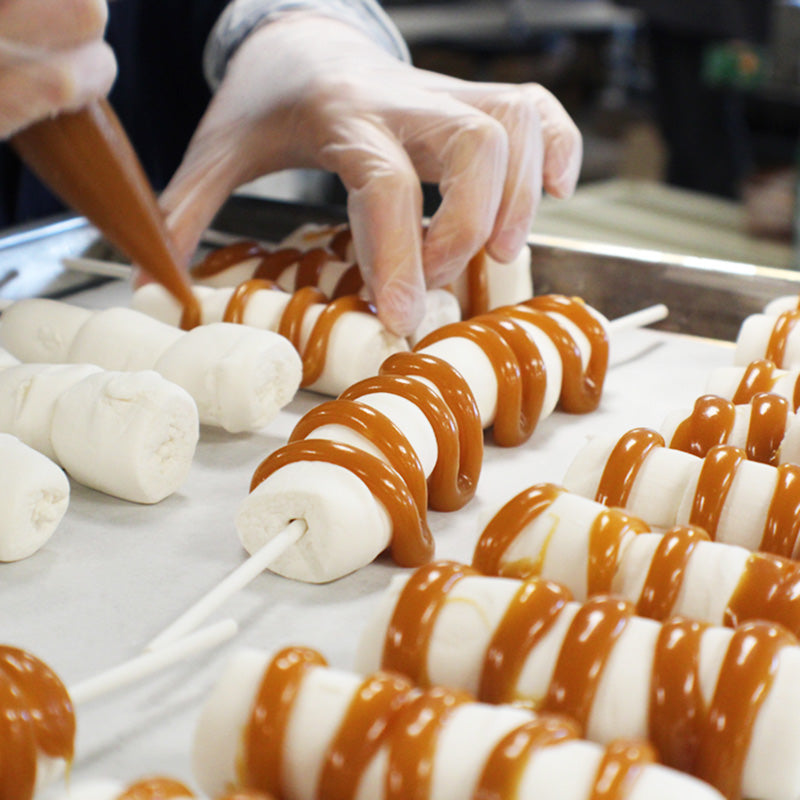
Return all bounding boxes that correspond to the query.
[465,251,489,318]
[587,740,656,800]
[732,360,781,404]
[223,281,375,388]
[669,395,736,457]
[689,445,745,538]
[191,242,268,279]
[726,551,800,634]
[245,645,656,800]
[339,351,484,511]
[765,310,800,368]
[500,295,609,414]
[669,393,789,465]
[759,463,800,556]
[243,646,326,796]
[116,777,194,800]
[594,428,666,507]
[415,316,546,448]
[378,561,796,799]
[747,392,791,464]
[250,439,433,567]
[635,526,709,620]
[0,646,75,800]
[12,100,200,330]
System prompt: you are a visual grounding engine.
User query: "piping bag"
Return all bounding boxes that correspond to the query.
[11,98,201,329]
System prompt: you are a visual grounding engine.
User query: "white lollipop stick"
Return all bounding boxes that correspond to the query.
[146,519,306,651]
[69,618,237,705]
[609,303,669,332]
[62,256,132,279]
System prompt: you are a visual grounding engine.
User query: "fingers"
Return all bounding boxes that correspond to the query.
[0,40,116,139]
[0,0,108,55]
[320,118,426,337]
[431,78,582,262]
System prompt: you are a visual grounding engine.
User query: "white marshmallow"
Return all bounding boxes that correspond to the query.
[0,363,101,460]
[449,247,534,314]
[154,322,300,433]
[236,461,392,583]
[195,648,724,800]
[0,432,69,560]
[735,314,800,368]
[407,289,462,348]
[0,298,91,362]
[0,347,20,371]
[51,370,199,504]
[764,295,797,316]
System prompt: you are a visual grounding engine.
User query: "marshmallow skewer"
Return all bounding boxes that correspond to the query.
[194,644,723,800]
[563,426,800,558]
[0,299,302,433]
[473,482,800,636]
[357,560,800,800]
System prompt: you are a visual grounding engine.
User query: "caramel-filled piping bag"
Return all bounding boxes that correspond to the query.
[11,99,200,329]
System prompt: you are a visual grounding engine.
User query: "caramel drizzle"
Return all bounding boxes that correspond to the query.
[464,251,489,318]
[414,315,546,448]
[340,351,484,511]
[192,241,268,279]
[765,310,800,368]
[500,295,609,414]
[472,483,649,593]
[222,281,375,388]
[688,445,745,537]
[250,439,433,567]
[669,392,790,465]
[732,360,781,404]
[380,561,795,799]
[115,777,195,800]
[594,428,666,507]
[0,645,75,800]
[245,645,654,800]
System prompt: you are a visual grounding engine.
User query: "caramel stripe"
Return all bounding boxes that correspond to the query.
[759,463,800,556]
[251,248,303,282]
[594,428,665,507]
[588,740,657,800]
[636,526,709,620]
[766,310,800,368]
[222,279,280,324]
[382,562,477,685]
[747,392,790,464]
[318,672,417,800]
[587,509,650,596]
[472,484,565,578]
[669,395,736,457]
[250,440,433,567]
[479,578,572,706]
[115,778,194,800]
[380,351,483,512]
[415,318,540,448]
[688,445,745,538]
[192,241,268,279]
[732,359,780,405]
[243,646,326,796]
[543,597,634,729]
[465,250,489,318]
[503,295,609,414]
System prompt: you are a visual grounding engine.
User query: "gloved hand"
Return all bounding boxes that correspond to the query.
[161,12,582,336]
[0,0,116,139]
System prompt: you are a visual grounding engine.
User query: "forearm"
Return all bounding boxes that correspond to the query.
[203,0,409,89]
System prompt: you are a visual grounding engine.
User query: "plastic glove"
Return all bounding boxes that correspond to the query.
[0,0,116,139]
[161,12,582,336]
